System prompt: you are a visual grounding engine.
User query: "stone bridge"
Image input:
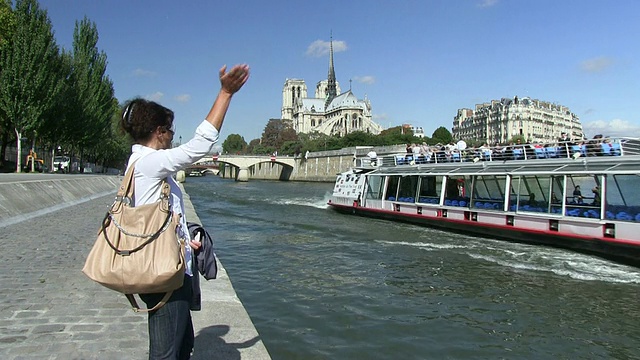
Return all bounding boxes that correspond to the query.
[194,154,296,181]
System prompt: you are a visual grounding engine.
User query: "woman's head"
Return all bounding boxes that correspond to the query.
[121,98,174,146]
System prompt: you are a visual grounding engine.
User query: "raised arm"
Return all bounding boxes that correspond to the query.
[206,64,250,131]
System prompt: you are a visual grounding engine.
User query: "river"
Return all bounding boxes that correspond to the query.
[184,176,640,360]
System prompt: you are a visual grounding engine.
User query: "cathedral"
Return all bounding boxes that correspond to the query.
[281,38,383,136]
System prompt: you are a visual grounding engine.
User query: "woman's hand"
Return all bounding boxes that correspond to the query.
[220,64,250,95]
[189,232,203,251]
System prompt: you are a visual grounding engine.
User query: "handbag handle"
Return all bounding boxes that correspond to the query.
[100,209,173,256]
[113,161,171,210]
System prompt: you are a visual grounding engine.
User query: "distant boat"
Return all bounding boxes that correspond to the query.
[328,138,640,267]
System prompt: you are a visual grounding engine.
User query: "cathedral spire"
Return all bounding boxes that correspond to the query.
[325,32,337,109]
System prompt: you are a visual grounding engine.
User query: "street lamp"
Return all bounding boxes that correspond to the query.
[179,136,182,145]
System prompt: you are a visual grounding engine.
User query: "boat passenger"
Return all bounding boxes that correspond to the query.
[573,185,583,204]
[592,186,601,206]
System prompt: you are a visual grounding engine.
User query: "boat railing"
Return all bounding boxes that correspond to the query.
[357,137,640,168]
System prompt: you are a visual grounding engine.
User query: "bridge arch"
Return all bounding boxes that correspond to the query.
[194,155,296,181]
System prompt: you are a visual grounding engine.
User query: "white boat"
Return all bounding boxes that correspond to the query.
[328,139,640,266]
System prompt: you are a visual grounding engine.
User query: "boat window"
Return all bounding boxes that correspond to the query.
[365,175,385,201]
[563,175,601,218]
[510,175,550,213]
[607,174,640,222]
[471,175,506,211]
[550,175,564,214]
[566,175,600,206]
[444,175,470,207]
[397,175,419,203]
[385,176,400,201]
[417,175,442,205]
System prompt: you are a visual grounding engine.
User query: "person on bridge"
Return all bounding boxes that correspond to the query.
[120,63,249,359]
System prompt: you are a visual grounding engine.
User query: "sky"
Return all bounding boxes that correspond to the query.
[35,0,640,144]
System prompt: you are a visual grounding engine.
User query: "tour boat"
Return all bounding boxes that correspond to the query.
[328,139,640,267]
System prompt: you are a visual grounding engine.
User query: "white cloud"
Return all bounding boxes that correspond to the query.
[145,92,164,102]
[478,0,498,8]
[174,94,191,103]
[133,68,157,77]
[305,39,348,57]
[353,76,375,85]
[582,119,640,138]
[580,57,613,73]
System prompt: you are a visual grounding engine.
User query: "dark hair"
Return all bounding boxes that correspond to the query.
[120,98,174,142]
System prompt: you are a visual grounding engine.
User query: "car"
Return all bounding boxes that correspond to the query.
[53,156,70,173]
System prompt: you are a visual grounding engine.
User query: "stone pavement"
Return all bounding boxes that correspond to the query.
[0,179,271,359]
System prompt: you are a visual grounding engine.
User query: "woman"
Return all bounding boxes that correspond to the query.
[120,64,249,359]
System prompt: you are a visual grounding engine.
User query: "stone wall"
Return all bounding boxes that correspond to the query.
[217,145,405,182]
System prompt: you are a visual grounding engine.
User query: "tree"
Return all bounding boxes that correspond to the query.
[260,118,298,151]
[432,126,453,145]
[0,0,64,172]
[64,17,114,153]
[222,134,247,154]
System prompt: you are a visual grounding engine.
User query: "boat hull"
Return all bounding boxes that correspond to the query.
[329,202,640,267]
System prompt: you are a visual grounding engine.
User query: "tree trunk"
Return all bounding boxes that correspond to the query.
[14,128,22,173]
[30,137,36,173]
[0,131,9,168]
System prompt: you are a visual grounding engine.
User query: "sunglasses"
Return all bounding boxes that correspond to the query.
[163,125,175,135]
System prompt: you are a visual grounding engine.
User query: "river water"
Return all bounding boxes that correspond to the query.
[184,176,640,360]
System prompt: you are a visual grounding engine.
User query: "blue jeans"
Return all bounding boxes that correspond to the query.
[141,275,194,360]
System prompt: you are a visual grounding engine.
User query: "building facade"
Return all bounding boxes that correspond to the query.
[281,38,383,137]
[452,96,583,145]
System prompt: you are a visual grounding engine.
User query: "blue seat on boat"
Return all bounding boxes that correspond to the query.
[483,150,492,160]
[616,212,633,221]
[452,152,461,162]
[475,202,483,208]
[566,209,581,217]
[571,144,586,157]
[635,213,640,222]
[513,148,524,160]
[459,200,467,207]
[445,199,452,206]
[600,143,612,155]
[388,196,396,201]
[545,147,558,158]
[451,200,459,206]
[606,211,615,220]
[534,148,546,159]
[510,204,517,211]
[612,142,621,156]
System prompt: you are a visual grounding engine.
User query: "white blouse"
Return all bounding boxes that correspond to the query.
[125,120,220,276]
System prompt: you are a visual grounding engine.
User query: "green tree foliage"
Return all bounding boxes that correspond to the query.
[431,126,453,144]
[64,17,114,152]
[379,126,414,145]
[261,119,298,150]
[222,133,247,154]
[0,0,65,171]
[0,0,15,50]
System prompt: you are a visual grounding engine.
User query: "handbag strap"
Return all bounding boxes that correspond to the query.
[125,292,173,313]
[100,209,173,255]
[114,160,171,208]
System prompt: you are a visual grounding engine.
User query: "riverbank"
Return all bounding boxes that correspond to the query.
[0,174,270,359]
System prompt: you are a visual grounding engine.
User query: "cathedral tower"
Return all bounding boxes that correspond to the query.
[325,34,338,109]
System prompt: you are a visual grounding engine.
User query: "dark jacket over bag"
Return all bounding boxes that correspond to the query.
[188,222,218,310]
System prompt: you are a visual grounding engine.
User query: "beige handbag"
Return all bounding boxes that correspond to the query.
[82,162,185,312]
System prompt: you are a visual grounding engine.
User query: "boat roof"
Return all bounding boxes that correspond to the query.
[357,137,640,176]
[366,155,640,176]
